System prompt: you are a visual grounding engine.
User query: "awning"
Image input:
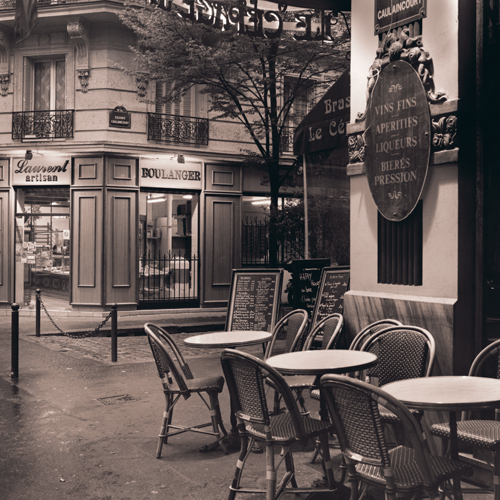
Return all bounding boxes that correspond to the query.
[293,69,350,157]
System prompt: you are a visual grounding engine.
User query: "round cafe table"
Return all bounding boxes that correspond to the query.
[382,376,500,460]
[267,350,378,421]
[183,330,273,452]
[183,330,272,349]
[266,349,378,377]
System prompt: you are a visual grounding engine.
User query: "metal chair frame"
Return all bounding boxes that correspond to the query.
[321,374,471,500]
[221,349,337,500]
[349,319,403,351]
[145,323,228,458]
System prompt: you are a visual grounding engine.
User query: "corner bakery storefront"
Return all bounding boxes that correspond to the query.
[1,155,204,311]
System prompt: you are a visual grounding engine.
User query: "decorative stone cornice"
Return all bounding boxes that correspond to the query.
[357,26,447,122]
[67,19,90,93]
[136,74,149,98]
[77,69,90,93]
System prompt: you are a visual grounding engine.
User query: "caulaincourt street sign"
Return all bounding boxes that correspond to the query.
[364,60,431,222]
[374,0,426,34]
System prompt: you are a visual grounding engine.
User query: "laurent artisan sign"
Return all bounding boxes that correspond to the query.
[364,60,430,221]
[375,0,426,34]
[12,158,71,185]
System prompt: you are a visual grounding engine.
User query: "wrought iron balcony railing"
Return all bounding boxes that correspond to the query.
[280,126,294,154]
[12,110,74,142]
[147,112,209,145]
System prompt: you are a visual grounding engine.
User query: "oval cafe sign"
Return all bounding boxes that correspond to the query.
[364,60,431,221]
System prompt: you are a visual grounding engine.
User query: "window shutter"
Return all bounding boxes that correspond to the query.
[23,57,34,111]
[182,87,192,117]
[155,82,165,113]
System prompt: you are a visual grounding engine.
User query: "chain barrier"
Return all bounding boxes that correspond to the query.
[36,290,114,339]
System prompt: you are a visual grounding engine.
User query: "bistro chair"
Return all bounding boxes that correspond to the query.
[358,325,435,444]
[144,323,228,458]
[263,308,309,359]
[430,337,500,500]
[221,349,337,500]
[263,309,309,415]
[348,318,403,351]
[320,374,472,500]
[286,313,344,415]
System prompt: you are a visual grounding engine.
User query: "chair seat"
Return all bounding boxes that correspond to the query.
[246,412,334,442]
[431,420,500,450]
[378,404,422,423]
[356,445,472,490]
[183,375,225,393]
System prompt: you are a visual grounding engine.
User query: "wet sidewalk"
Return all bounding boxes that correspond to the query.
[0,309,492,500]
[0,310,337,500]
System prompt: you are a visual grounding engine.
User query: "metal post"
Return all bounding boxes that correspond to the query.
[36,289,41,337]
[11,303,19,379]
[111,304,118,363]
[302,155,309,259]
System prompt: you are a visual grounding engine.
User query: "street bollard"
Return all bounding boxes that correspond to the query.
[36,289,41,337]
[11,303,19,379]
[111,304,118,362]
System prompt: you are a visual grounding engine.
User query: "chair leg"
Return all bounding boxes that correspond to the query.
[208,391,228,454]
[266,441,277,500]
[493,452,500,500]
[228,423,249,500]
[318,433,336,489]
[157,394,174,459]
[283,449,298,488]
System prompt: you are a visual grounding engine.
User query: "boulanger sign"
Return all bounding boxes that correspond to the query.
[12,158,71,185]
[140,159,202,189]
[364,60,430,222]
[375,0,426,34]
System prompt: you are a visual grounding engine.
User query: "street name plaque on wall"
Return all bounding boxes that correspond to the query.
[365,60,431,222]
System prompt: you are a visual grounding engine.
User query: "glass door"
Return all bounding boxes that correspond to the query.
[15,187,70,309]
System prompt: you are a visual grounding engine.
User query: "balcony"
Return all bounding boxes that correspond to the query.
[12,110,74,142]
[280,126,294,154]
[147,112,209,146]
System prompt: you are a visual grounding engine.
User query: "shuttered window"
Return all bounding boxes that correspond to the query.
[377,201,423,286]
[155,82,193,116]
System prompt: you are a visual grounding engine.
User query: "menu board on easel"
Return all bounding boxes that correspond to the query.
[226,269,283,333]
[310,267,350,327]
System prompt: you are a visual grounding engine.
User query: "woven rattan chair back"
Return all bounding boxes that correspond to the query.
[349,319,402,351]
[360,325,435,386]
[221,349,305,438]
[302,313,344,351]
[145,323,193,395]
[264,309,308,359]
[320,374,445,497]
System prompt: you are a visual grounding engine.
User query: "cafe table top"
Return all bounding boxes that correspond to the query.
[382,375,500,412]
[183,330,273,349]
[266,349,378,376]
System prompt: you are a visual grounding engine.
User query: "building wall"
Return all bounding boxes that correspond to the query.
[346,0,474,375]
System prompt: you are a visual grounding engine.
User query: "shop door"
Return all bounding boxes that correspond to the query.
[203,194,241,305]
[15,187,70,309]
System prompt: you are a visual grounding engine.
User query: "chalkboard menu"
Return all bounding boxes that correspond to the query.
[310,267,350,327]
[226,269,283,333]
[289,259,331,316]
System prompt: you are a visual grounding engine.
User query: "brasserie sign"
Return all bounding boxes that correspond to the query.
[375,0,426,34]
[364,60,430,221]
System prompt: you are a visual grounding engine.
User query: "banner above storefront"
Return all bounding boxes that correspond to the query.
[293,69,350,157]
[12,157,71,186]
[140,159,202,190]
[150,0,350,40]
